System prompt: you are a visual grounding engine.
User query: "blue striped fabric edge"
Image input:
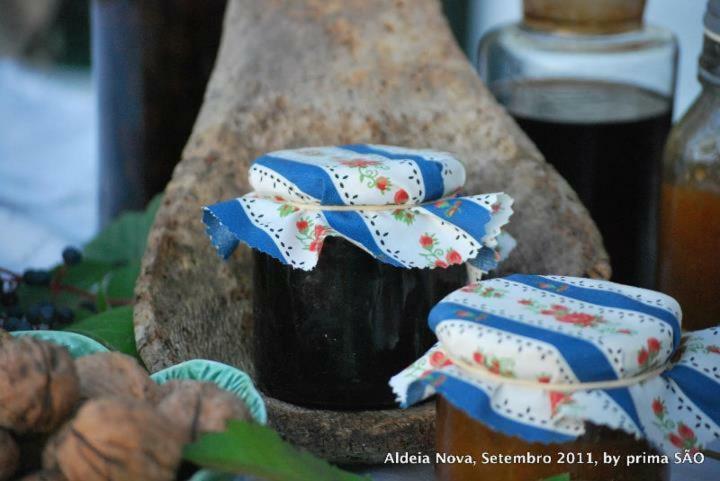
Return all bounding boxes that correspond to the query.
[202,199,286,263]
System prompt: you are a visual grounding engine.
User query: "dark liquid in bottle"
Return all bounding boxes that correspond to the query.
[253,237,466,410]
[93,0,227,223]
[493,79,672,287]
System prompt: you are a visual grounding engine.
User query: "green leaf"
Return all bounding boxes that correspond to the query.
[62,306,139,359]
[105,261,141,299]
[184,421,368,481]
[61,260,116,290]
[187,471,239,481]
[84,194,162,264]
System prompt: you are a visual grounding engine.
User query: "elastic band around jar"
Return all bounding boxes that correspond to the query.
[283,197,456,212]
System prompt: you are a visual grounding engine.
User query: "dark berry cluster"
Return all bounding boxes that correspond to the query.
[0,247,82,332]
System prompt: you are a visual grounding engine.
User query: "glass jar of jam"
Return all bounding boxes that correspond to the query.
[203,145,513,410]
[254,237,466,409]
[391,275,704,481]
[436,396,669,481]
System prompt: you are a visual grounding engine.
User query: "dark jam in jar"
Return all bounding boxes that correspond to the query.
[493,79,672,288]
[253,237,467,409]
[436,396,669,481]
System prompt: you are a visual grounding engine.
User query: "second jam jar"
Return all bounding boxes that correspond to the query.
[391,274,704,481]
[203,145,513,409]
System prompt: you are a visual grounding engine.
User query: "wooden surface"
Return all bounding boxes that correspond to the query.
[134,0,610,463]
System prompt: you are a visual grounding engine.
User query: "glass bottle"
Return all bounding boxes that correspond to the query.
[658,0,720,330]
[478,0,678,288]
[92,0,227,223]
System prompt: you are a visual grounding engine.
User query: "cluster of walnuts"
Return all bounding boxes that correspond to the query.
[0,333,252,481]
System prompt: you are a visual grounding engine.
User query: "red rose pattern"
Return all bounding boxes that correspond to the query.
[340,158,381,168]
[295,217,331,253]
[652,399,665,417]
[678,423,695,440]
[296,219,309,233]
[419,235,434,248]
[446,249,462,265]
[517,299,632,334]
[669,433,684,448]
[557,312,596,327]
[418,233,467,268]
[638,337,663,367]
[651,396,700,453]
[375,176,390,193]
[429,351,453,368]
[394,189,409,204]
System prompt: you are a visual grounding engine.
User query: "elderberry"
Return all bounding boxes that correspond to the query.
[55,306,74,325]
[1,291,18,307]
[23,269,52,287]
[62,247,83,266]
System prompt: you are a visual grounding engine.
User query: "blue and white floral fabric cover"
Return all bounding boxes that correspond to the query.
[391,274,720,455]
[203,144,513,271]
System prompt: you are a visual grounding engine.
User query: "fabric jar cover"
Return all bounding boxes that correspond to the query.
[390,274,720,455]
[202,144,513,272]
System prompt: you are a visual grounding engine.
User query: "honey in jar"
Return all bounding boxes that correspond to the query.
[658,184,720,329]
[436,396,669,481]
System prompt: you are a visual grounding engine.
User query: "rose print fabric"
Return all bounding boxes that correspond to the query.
[203,145,513,271]
[390,275,720,455]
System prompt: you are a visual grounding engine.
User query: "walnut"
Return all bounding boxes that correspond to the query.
[75,352,160,403]
[0,430,19,481]
[0,337,79,434]
[52,398,184,481]
[17,471,67,481]
[157,380,252,442]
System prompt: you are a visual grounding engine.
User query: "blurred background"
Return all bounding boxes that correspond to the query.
[0,0,707,272]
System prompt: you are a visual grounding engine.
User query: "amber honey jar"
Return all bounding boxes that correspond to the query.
[436,396,669,481]
[204,145,513,409]
[658,0,720,330]
[391,275,720,481]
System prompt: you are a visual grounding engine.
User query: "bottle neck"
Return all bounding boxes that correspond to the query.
[699,34,720,91]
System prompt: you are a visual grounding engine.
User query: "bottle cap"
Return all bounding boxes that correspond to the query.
[523,0,646,34]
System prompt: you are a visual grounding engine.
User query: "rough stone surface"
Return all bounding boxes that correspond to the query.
[135,0,609,463]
